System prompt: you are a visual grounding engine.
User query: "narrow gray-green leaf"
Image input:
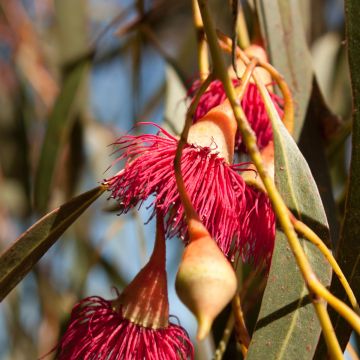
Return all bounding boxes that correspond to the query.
[299,79,340,245]
[246,110,332,358]
[0,185,106,301]
[255,0,313,140]
[34,59,89,213]
[329,0,360,350]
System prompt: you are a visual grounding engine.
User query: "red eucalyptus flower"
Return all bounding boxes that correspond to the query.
[107,122,255,260]
[55,214,194,360]
[57,296,192,360]
[189,79,284,152]
[244,186,275,265]
[107,81,278,265]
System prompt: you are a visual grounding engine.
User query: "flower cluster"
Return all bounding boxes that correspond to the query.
[107,122,274,263]
[52,45,284,359]
[107,70,282,265]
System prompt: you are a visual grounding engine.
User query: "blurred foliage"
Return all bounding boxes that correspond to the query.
[0,0,357,359]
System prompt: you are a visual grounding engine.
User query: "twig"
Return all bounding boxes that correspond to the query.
[313,298,344,359]
[192,0,209,80]
[291,214,360,315]
[217,33,294,135]
[236,1,250,49]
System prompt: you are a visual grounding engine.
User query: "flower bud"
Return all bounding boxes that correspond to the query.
[175,219,237,340]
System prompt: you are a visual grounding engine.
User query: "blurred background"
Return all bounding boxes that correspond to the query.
[0,0,352,359]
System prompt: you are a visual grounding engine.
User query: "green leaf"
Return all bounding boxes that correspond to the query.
[246,106,332,358]
[329,0,360,350]
[255,0,313,140]
[299,80,340,245]
[0,185,106,302]
[34,59,89,213]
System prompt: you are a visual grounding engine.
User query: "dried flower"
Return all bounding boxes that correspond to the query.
[55,214,194,360]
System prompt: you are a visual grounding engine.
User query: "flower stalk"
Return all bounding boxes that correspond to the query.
[217,33,294,134]
[174,74,213,221]
[235,1,250,49]
[290,213,360,315]
[192,0,209,81]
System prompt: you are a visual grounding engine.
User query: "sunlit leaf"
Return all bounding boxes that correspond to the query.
[246,103,332,359]
[0,185,106,301]
[255,0,313,140]
[299,80,340,244]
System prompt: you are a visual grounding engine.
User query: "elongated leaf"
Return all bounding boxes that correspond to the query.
[0,185,106,301]
[299,80,340,246]
[329,0,360,350]
[255,0,313,140]
[246,109,332,358]
[34,59,89,213]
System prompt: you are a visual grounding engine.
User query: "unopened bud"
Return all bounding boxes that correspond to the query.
[175,220,237,340]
